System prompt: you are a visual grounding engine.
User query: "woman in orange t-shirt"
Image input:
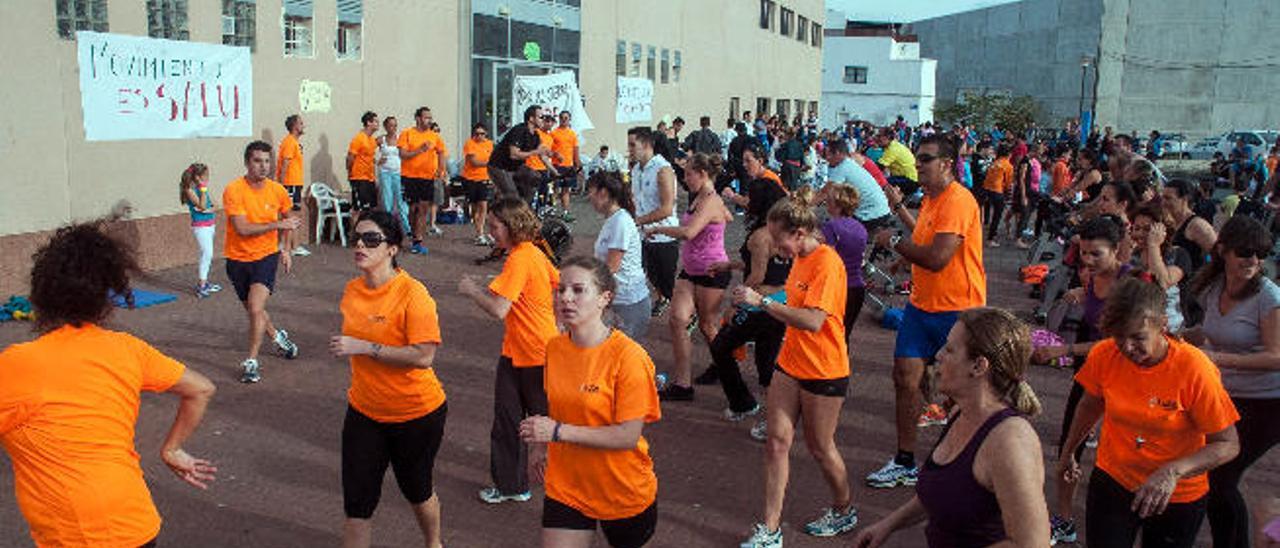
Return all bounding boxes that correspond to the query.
[1059,277,1239,548]
[329,211,447,548]
[0,222,216,548]
[459,197,560,505]
[735,189,858,547]
[519,255,661,547]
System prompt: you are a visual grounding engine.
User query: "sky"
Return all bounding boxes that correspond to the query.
[825,0,1021,23]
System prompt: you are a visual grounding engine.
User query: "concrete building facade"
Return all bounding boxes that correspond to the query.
[820,13,937,128]
[0,0,822,293]
[906,0,1280,137]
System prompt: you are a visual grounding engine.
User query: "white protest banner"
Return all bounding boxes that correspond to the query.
[77,31,253,141]
[513,71,594,133]
[615,77,653,124]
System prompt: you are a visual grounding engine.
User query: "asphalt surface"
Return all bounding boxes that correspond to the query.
[0,195,1275,547]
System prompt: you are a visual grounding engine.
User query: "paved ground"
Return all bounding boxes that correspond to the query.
[0,195,1275,547]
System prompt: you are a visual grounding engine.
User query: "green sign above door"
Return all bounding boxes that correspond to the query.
[522,41,541,62]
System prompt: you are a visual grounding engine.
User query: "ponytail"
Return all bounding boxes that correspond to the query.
[1007,380,1043,417]
[179,163,208,206]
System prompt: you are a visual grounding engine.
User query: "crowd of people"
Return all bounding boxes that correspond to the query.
[0,101,1278,548]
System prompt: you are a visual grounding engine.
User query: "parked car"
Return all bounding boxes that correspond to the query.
[1189,135,1224,160]
[1216,130,1280,159]
[1161,133,1190,158]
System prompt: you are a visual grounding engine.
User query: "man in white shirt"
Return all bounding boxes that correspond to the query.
[629,127,678,318]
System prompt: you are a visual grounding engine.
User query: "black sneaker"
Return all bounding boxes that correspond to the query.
[658,384,694,401]
[650,297,670,318]
[694,366,719,385]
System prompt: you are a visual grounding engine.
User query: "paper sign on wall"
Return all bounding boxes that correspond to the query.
[616,77,653,124]
[299,80,332,113]
[513,71,594,133]
[76,31,253,141]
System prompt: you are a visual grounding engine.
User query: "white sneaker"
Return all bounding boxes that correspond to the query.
[273,329,299,359]
[724,403,763,422]
[239,358,261,383]
[428,226,443,236]
[477,487,531,504]
[740,523,783,548]
[291,246,311,256]
[803,506,858,537]
[865,458,918,488]
[750,419,768,442]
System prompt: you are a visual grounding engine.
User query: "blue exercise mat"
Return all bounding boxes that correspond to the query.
[110,289,178,309]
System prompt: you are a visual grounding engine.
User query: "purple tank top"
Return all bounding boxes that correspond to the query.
[916,407,1020,547]
[1081,264,1131,342]
[680,208,728,276]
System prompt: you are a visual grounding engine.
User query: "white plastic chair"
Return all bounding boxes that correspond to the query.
[309,182,352,246]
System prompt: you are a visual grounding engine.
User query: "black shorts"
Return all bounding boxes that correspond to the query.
[225,253,279,302]
[350,180,377,211]
[285,185,304,210]
[860,214,893,234]
[465,178,494,203]
[678,269,732,289]
[542,496,657,548]
[782,368,849,398]
[342,403,448,519]
[402,176,435,204]
[555,167,579,189]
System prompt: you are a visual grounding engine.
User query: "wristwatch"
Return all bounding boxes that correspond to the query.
[760,296,778,309]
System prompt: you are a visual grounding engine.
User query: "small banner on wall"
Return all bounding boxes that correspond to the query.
[513,71,594,133]
[616,77,653,124]
[76,31,253,141]
[299,79,332,113]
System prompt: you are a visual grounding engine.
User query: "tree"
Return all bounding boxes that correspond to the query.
[934,93,1044,137]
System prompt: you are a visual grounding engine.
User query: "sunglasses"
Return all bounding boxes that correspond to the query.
[916,153,944,164]
[474,132,487,137]
[354,231,389,248]
[1232,247,1269,260]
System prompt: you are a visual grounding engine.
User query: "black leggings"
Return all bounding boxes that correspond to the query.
[543,497,657,547]
[641,240,679,301]
[985,190,1006,241]
[842,286,867,340]
[1086,468,1206,548]
[710,308,784,412]
[1057,354,1089,462]
[342,404,448,519]
[490,357,548,495]
[1207,397,1280,548]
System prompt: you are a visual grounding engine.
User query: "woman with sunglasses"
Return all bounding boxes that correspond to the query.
[1184,215,1280,548]
[331,211,448,548]
[463,123,496,246]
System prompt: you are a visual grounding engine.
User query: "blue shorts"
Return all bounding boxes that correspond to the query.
[225,253,280,302]
[893,303,960,359]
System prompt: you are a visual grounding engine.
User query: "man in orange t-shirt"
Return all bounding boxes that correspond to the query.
[223,140,303,383]
[869,134,986,489]
[346,111,380,215]
[277,114,309,256]
[526,114,559,198]
[551,111,581,220]
[397,106,449,255]
[981,142,1014,246]
[462,123,496,246]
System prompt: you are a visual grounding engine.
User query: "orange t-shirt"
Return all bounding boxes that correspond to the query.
[1051,159,1073,195]
[551,126,579,168]
[761,169,788,194]
[489,241,560,366]
[1076,337,1239,503]
[0,324,185,548]
[544,330,661,520]
[277,133,304,187]
[982,157,1013,194]
[1267,154,1279,175]
[776,244,849,380]
[342,270,446,422]
[462,138,495,182]
[222,176,292,262]
[910,182,987,312]
[347,131,378,183]
[397,127,447,180]
[526,130,554,171]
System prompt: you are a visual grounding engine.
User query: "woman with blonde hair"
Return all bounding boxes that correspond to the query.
[853,307,1049,547]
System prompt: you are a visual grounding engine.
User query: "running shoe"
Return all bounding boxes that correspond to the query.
[240,358,261,384]
[657,384,694,401]
[917,403,949,428]
[865,459,918,488]
[1049,515,1077,545]
[477,487,531,505]
[750,419,769,442]
[291,246,311,256]
[650,297,670,318]
[410,243,430,255]
[740,523,783,548]
[204,282,222,294]
[561,211,575,222]
[474,235,489,246]
[694,365,719,385]
[724,403,762,422]
[196,283,212,299]
[428,226,443,236]
[803,506,859,537]
[273,329,299,359]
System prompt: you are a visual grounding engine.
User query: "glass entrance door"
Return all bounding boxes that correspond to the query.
[490,63,557,138]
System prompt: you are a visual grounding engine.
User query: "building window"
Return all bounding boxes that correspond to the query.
[759,0,774,30]
[147,0,189,40]
[843,66,868,84]
[222,0,255,50]
[282,0,314,57]
[796,15,808,43]
[473,13,508,57]
[812,23,822,47]
[335,0,362,60]
[757,97,771,117]
[56,0,109,39]
[777,100,790,123]
[730,97,740,121]
[646,46,656,81]
[660,49,670,84]
[794,100,805,122]
[511,20,553,62]
[809,101,818,118]
[631,43,642,77]
[616,41,626,76]
[553,28,579,64]
[780,8,793,37]
[673,50,682,83]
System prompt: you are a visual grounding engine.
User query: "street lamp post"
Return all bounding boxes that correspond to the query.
[1078,55,1093,122]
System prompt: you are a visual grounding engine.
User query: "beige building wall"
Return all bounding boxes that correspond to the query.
[0,0,820,294]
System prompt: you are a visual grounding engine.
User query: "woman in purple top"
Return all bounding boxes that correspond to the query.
[820,184,868,340]
[646,153,733,401]
[854,307,1049,548]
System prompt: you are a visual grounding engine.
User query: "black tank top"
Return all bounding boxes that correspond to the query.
[916,407,1020,547]
[1172,215,1207,273]
[740,229,791,287]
